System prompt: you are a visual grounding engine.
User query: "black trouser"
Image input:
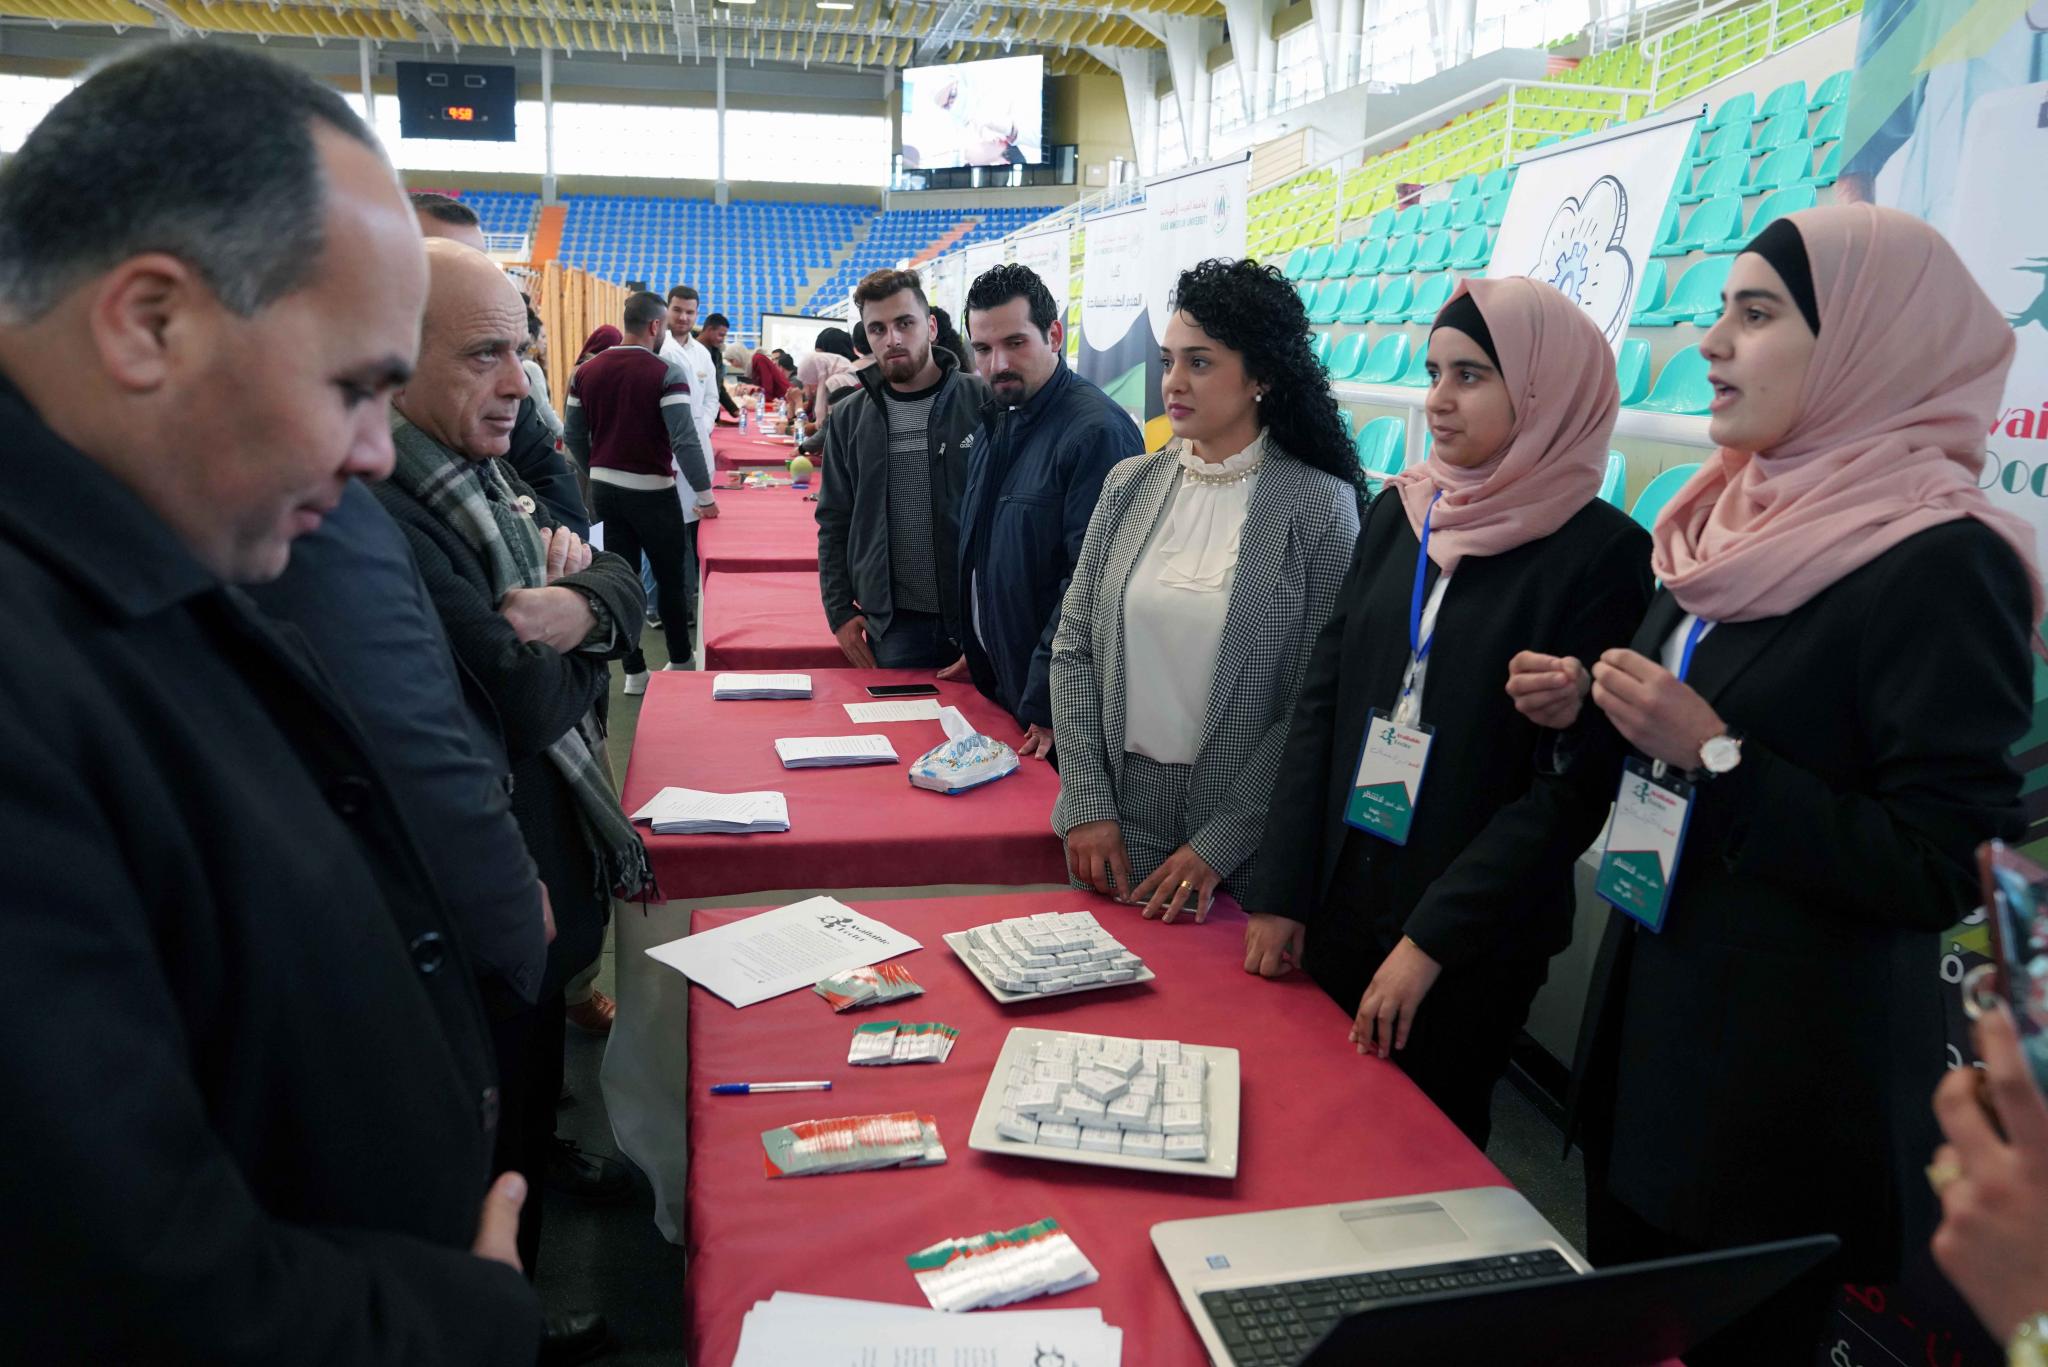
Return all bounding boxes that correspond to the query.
[486,987,567,1279]
[591,481,692,674]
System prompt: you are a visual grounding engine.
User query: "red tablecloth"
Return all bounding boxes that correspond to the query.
[695,484,819,576]
[622,671,1067,899]
[712,426,801,472]
[682,890,1508,1367]
[700,571,841,672]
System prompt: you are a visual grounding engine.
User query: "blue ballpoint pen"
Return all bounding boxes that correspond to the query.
[709,1081,833,1095]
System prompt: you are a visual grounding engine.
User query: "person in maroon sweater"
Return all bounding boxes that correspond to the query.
[749,346,792,404]
[563,291,716,691]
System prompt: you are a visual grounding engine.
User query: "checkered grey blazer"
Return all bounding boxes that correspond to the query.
[1050,446,1360,891]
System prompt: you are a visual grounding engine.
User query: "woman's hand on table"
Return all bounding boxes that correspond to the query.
[1506,651,1590,730]
[1590,649,1726,771]
[1244,914,1305,978]
[1352,937,1443,1058]
[1132,844,1219,923]
[1017,723,1054,760]
[1065,820,1131,901]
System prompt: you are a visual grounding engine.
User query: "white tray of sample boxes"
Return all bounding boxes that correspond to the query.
[942,910,1155,1004]
[967,1028,1240,1179]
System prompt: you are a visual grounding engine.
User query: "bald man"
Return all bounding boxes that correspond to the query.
[410,191,589,537]
[373,241,646,1357]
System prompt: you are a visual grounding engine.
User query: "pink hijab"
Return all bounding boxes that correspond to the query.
[1651,204,2041,623]
[1388,276,1618,572]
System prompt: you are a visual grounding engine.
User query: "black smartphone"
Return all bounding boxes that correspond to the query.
[1972,840,2048,1091]
[866,683,941,699]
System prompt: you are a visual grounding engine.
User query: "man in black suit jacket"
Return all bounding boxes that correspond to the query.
[0,47,538,1362]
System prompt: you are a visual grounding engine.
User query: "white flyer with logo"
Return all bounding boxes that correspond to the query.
[645,895,921,1008]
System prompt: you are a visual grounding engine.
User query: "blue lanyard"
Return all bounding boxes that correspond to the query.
[1408,491,1443,665]
[1676,616,1712,685]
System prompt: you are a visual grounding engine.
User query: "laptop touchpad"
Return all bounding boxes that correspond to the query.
[1340,1201,1466,1255]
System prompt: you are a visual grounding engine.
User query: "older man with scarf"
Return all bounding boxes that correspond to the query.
[375,239,652,1364]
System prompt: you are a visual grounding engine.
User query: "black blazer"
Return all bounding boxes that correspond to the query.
[1576,519,2033,1279]
[1252,488,1653,1000]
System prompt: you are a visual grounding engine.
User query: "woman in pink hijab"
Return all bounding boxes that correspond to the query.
[1513,205,2038,1364]
[1245,277,1652,1146]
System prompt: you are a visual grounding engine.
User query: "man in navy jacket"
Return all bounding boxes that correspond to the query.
[951,264,1141,757]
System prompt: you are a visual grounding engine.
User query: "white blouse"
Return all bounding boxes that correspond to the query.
[1123,436,1266,765]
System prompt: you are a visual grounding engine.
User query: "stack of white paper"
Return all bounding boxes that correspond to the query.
[712,672,813,700]
[774,734,899,768]
[732,1292,1122,1365]
[644,895,922,1008]
[843,698,944,723]
[629,786,789,835]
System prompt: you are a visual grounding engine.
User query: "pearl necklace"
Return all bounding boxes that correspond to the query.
[1182,460,1262,486]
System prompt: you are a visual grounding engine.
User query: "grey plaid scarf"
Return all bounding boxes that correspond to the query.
[389,418,658,902]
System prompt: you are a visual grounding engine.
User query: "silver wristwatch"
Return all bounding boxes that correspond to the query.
[1698,731,1743,777]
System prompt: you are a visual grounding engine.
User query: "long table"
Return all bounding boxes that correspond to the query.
[620,669,1067,901]
[681,889,1508,1366]
[712,426,801,473]
[695,483,819,576]
[700,570,843,672]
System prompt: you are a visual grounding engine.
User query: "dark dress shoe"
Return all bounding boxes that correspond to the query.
[538,1311,612,1365]
[544,1135,634,1205]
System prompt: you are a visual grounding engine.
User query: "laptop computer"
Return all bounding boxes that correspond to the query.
[1152,1186,1835,1367]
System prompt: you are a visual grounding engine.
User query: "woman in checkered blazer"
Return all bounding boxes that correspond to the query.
[1050,258,1363,924]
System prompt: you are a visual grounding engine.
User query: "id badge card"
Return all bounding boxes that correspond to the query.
[1343,709,1434,846]
[1594,756,1695,932]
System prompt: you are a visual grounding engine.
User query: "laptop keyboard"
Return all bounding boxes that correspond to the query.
[1198,1247,1578,1366]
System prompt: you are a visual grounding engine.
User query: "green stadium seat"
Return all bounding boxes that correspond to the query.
[1329,239,1361,278]
[1808,69,1851,110]
[1327,331,1372,380]
[1365,208,1397,239]
[1302,243,1335,280]
[1672,195,1744,254]
[1749,110,1805,152]
[1598,450,1628,507]
[1413,230,1454,271]
[1354,239,1388,276]
[1337,277,1379,323]
[1418,201,1453,233]
[1283,246,1313,280]
[1630,463,1702,530]
[1407,272,1457,323]
[1630,260,1670,324]
[1681,152,1749,205]
[1635,347,1715,414]
[1383,236,1418,273]
[1757,80,1808,119]
[1746,141,1814,192]
[1722,184,1817,250]
[1811,104,1845,146]
[1355,333,1412,384]
[1393,343,1433,388]
[1483,191,1509,226]
[1807,143,1843,187]
[1448,228,1493,271]
[1617,339,1652,406]
[1355,416,1406,489]
[1703,92,1756,132]
[1635,255,1734,326]
[1370,276,1416,324]
[1309,280,1346,324]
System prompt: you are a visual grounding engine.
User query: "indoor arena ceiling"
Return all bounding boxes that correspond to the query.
[0,0,1226,72]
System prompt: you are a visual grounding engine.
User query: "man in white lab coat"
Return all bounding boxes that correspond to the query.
[653,283,721,609]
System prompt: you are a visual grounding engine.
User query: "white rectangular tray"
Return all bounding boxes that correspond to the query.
[942,930,1157,1004]
[967,1027,1240,1179]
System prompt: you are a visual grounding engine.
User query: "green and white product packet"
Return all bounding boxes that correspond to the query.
[761,1110,946,1178]
[848,1021,960,1066]
[813,962,926,1012]
[907,1218,1101,1312]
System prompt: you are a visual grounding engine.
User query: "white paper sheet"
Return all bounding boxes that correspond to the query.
[733,1292,1121,1365]
[712,672,814,700]
[843,699,946,723]
[628,786,789,835]
[644,896,921,1008]
[773,734,900,768]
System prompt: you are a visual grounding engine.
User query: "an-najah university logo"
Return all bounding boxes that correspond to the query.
[816,913,857,932]
[1212,187,1231,236]
[2009,257,2048,333]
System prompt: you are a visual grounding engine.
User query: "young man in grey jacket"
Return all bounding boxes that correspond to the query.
[816,268,989,669]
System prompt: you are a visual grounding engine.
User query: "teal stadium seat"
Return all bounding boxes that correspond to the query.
[1691,125,1739,168]
[1478,166,1514,197]
[1365,209,1397,239]
[1418,201,1453,233]
[1630,260,1669,324]
[1283,247,1313,280]
[1598,450,1628,507]
[1393,205,1424,235]
[1672,195,1743,254]
[1413,231,1454,271]
[1327,332,1372,380]
[1635,256,1734,327]
[1356,333,1412,384]
[1394,343,1433,388]
[1451,197,1483,230]
[1703,92,1756,132]
[1808,70,1851,110]
[1749,110,1806,153]
[1302,244,1334,281]
[1314,330,1336,364]
[1726,185,1817,250]
[1630,463,1702,530]
[1309,280,1345,324]
[1449,228,1493,270]
[1354,239,1388,276]
[1329,239,1360,278]
[1634,348,1715,415]
[1746,142,1814,193]
[1811,104,1846,146]
[1682,152,1749,205]
[1356,416,1407,490]
[1369,276,1416,324]
[1451,173,1483,200]
[1651,204,1684,258]
[1482,192,1509,226]
[1337,277,1379,324]
[1384,236,1418,273]
[1808,143,1842,187]
[1757,80,1808,120]
[1617,339,1652,406]
[1407,272,1457,323]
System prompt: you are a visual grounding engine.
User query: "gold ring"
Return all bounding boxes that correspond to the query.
[1178,879,1192,891]
[1926,1160,1963,1194]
